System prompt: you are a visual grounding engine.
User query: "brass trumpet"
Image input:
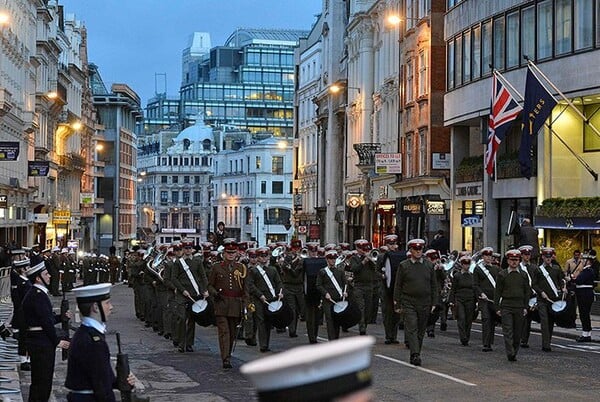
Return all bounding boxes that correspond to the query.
[368,249,380,262]
[299,248,309,259]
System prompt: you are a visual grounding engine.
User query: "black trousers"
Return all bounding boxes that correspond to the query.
[575,288,594,332]
[27,342,56,402]
[305,301,321,343]
[479,301,496,347]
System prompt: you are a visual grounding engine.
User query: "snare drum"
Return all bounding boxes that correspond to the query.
[332,300,361,329]
[189,298,215,327]
[265,300,294,328]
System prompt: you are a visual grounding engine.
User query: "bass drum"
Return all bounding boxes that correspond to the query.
[189,298,216,327]
[552,295,576,329]
[265,300,294,329]
[332,300,361,329]
[382,251,407,295]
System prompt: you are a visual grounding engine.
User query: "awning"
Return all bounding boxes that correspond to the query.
[534,216,600,230]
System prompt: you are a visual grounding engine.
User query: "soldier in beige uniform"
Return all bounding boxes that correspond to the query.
[208,239,249,368]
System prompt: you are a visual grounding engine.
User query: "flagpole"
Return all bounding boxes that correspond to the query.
[495,69,598,181]
[525,57,600,141]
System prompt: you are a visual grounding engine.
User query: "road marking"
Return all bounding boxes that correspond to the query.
[375,354,477,387]
[552,343,600,354]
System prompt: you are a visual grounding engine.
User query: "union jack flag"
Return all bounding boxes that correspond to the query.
[485,74,523,176]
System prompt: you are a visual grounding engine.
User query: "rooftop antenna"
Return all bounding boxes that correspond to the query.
[154,72,167,97]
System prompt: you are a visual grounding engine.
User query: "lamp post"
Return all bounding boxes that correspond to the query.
[256,216,259,247]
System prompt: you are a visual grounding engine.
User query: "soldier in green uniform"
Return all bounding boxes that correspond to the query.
[494,249,530,361]
[348,239,377,335]
[172,240,208,352]
[393,239,437,366]
[473,246,500,352]
[518,245,536,348]
[380,235,405,344]
[248,247,283,352]
[280,240,305,338]
[208,239,249,368]
[532,246,566,352]
[424,249,447,338]
[128,248,146,321]
[448,255,477,346]
[161,246,177,342]
[316,249,348,340]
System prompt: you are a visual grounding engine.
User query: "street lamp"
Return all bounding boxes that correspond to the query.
[329,82,361,94]
[0,12,9,26]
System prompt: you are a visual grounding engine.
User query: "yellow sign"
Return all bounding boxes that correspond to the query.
[346,194,364,209]
[53,210,71,224]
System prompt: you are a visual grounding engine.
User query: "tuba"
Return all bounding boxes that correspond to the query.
[272,246,286,258]
[299,248,309,259]
[368,249,380,263]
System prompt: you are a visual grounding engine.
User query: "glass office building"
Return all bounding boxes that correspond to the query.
[178,28,308,137]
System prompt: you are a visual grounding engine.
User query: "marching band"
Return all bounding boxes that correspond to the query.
[0,234,597,396]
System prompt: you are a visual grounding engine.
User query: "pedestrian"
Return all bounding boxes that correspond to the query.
[380,235,405,344]
[532,247,566,352]
[572,252,597,342]
[494,249,529,362]
[448,255,476,346]
[393,239,437,366]
[241,336,376,402]
[22,260,71,401]
[519,218,540,263]
[215,221,226,247]
[65,283,137,400]
[208,239,249,368]
[430,230,450,255]
[473,246,500,352]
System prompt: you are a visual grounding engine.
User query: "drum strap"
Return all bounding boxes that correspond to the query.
[324,267,343,298]
[519,263,533,288]
[539,265,559,298]
[256,266,276,298]
[477,264,496,288]
[179,258,200,295]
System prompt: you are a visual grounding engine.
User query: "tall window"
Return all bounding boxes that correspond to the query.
[193,191,201,205]
[462,31,471,82]
[472,25,481,79]
[406,134,413,178]
[261,181,267,194]
[172,191,179,204]
[482,20,492,75]
[160,213,168,228]
[405,58,414,102]
[418,50,428,97]
[160,191,168,204]
[537,0,553,59]
[555,0,572,55]
[272,156,284,174]
[419,130,427,176]
[172,213,179,229]
[182,213,190,228]
[506,11,519,68]
[447,41,455,89]
[256,156,262,169]
[182,191,190,204]
[574,0,593,50]
[454,35,462,86]
[493,17,505,69]
[521,6,535,60]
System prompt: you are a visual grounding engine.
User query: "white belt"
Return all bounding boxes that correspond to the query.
[27,327,43,331]
[69,390,94,394]
[576,285,593,288]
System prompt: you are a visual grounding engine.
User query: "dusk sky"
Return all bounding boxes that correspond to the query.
[60,0,322,107]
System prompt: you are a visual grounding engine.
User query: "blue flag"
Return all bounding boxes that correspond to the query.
[519,68,557,179]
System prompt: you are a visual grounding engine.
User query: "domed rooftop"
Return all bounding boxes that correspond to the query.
[175,115,214,143]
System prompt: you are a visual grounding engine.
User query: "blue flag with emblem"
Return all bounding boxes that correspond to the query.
[518,68,557,179]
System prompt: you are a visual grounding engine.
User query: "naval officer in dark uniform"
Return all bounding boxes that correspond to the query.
[11,258,32,370]
[65,283,136,401]
[22,260,71,401]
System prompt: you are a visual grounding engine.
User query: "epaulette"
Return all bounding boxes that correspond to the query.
[92,336,102,342]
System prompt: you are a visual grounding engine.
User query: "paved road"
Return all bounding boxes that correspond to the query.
[19,284,600,401]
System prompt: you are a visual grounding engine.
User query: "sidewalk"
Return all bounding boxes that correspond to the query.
[0,301,23,402]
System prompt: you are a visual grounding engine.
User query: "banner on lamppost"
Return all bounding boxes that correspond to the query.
[0,142,20,161]
[28,161,50,176]
[375,153,402,174]
[0,195,7,208]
